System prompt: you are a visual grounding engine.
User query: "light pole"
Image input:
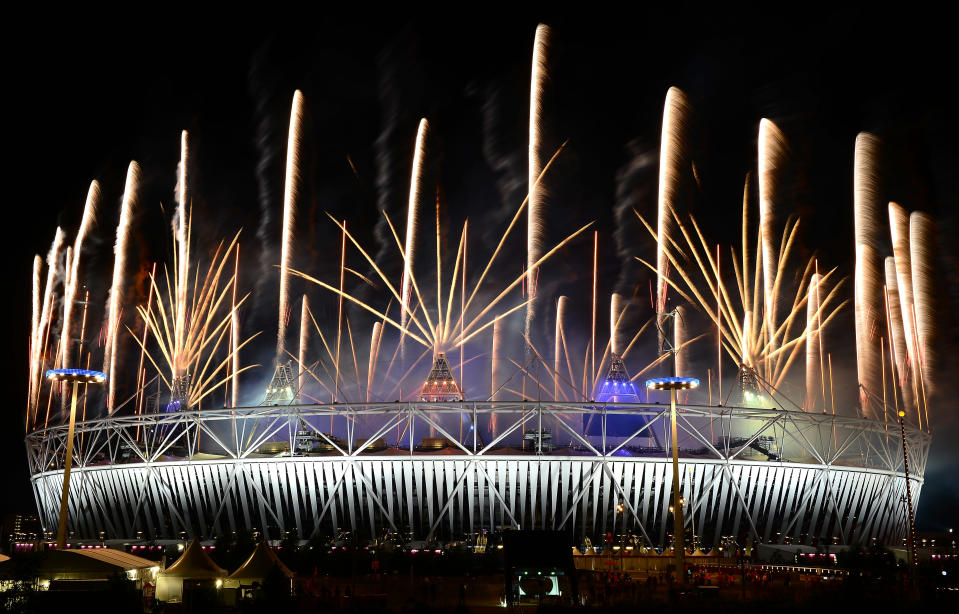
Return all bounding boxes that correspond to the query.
[647,375,699,583]
[897,409,917,573]
[45,368,106,549]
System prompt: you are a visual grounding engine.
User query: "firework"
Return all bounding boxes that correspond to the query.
[278,91,305,361]
[29,254,43,414]
[854,243,883,420]
[758,119,788,343]
[554,296,567,401]
[884,258,915,415]
[527,23,551,333]
[889,203,918,379]
[656,87,691,309]
[909,211,936,402]
[59,181,99,372]
[299,295,309,395]
[805,273,822,411]
[401,118,430,352]
[491,315,504,402]
[103,162,139,412]
[853,134,884,251]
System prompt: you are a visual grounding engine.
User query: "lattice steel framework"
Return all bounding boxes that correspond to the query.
[26,402,928,546]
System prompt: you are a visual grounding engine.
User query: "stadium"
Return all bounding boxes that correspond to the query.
[24,25,934,552]
[27,397,928,546]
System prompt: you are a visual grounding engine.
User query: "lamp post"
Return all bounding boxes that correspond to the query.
[897,409,917,573]
[646,375,699,583]
[45,368,106,549]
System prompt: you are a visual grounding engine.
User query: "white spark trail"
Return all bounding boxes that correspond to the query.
[105,162,140,412]
[278,91,305,361]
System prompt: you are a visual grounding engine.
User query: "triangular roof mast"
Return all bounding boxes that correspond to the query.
[594,353,639,403]
[420,352,463,402]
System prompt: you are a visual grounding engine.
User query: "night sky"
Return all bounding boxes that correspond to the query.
[5,10,957,530]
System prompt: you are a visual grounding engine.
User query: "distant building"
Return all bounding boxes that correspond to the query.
[1,513,41,554]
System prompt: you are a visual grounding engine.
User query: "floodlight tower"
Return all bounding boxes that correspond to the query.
[647,307,699,583]
[45,368,106,549]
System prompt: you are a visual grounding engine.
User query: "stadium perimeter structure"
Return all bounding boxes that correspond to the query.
[26,401,928,547]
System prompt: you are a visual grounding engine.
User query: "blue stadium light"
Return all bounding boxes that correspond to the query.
[45,368,107,384]
[645,376,699,391]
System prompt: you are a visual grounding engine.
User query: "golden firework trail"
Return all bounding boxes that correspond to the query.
[889,202,918,382]
[853,134,884,251]
[758,119,788,343]
[132,228,259,409]
[636,204,847,393]
[174,132,191,380]
[401,118,430,350]
[909,211,936,404]
[805,273,822,411]
[278,91,305,361]
[852,133,885,420]
[527,23,551,334]
[231,310,240,407]
[554,296,568,401]
[656,87,692,317]
[34,228,64,415]
[368,322,383,403]
[299,294,309,395]
[104,162,139,412]
[29,254,43,415]
[884,257,916,415]
[59,181,100,371]
[854,243,883,421]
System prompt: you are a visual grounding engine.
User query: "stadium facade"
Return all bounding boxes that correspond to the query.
[26,401,927,547]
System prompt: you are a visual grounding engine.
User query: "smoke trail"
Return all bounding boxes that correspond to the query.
[400,118,430,348]
[613,143,657,293]
[854,243,883,420]
[298,294,309,396]
[610,293,625,356]
[277,90,305,362]
[554,296,568,400]
[526,23,551,336]
[105,162,140,412]
[805,273,822,412]
[884,258,916,414]
[491,315,504,403]
[60,181,100,370]
[758,119,788,342]
[656,87,691,315]
[909,211,936,397]
[32,228,64,414]
[889,203,918,378]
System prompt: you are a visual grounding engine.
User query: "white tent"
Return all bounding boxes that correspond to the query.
[156,540,226,602]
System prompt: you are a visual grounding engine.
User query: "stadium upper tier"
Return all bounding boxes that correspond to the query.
[26,402,927,546]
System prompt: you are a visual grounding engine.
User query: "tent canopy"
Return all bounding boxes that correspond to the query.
[228,541,293,581]
[161,539,226,578]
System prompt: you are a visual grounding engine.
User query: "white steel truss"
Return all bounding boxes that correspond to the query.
[26,402,928,546]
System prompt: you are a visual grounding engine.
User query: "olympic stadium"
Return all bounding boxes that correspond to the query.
[26,390,928,546]
[24,26,935,552]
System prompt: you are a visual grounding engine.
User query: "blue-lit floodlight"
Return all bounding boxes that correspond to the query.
[645,376,699,391]
[46,368,107,384]
[44,368,107,550]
